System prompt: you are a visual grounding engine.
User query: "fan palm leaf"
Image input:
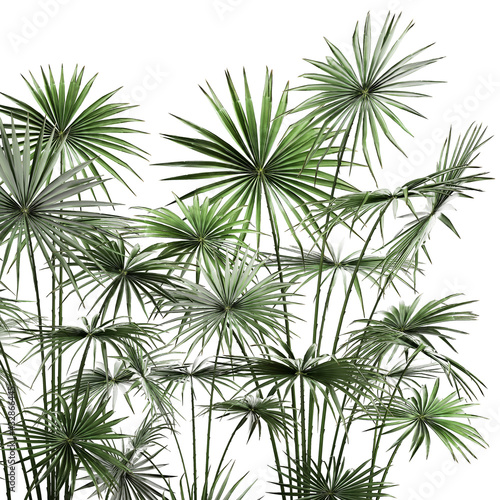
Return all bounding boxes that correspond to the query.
[157,69,357,247]
[375,379,486,461]
[346,294,484,398]
[234,343,380,413]
[151,356,236,397]
[0,65,146,194]
[68,234,182,319]
[134,195,251,280]
[15,390,128,497]
[293,12,441,172]
[0,120,122,288]
[161,253,296,353]
[275,457,392,499]
[210,395,294,441]
[83,416,171,500]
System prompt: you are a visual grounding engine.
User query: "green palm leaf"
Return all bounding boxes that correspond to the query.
[83,416,171,500]
[234,343,379,413]
[65,362,134,408]
[0,119,123,289]
[0,65,147,194]
[162,253,296,353]
[376,379,486,461]
[346,294,484,398]
[275,458,392,499]
[379,124,490,279]
[293,12,441,172]
[15,390,127,497]
[210,395,294,440]
[134,195,251,280]
[151,356,236,397]
[157,69,357,247]
[68,235,182,319]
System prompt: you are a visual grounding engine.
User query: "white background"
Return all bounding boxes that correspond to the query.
[1,1,499,499]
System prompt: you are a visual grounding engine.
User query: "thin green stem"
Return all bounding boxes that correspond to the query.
[26,233,49,499]
[264,184,299,499]
[299,375,307,466]
[376,443,401,500]
[370,346,424,484]
[233,336,288,500]
[190,381,198,500]
[0,346,40,500]
[201,333,224,500]
[213,422,241,481]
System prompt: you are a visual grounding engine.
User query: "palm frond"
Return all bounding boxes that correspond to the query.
[293,12,441,172]
[0,65,147,195]
[375,379,486,461]
[157,68,357,248]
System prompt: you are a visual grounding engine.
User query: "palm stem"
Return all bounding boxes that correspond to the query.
[0,345,40,500]
[201,333,224,500]
[263,184,300,495]
[370,345,424,488]
[26,233,50,499]
[234,336,288,500]
[190,381,198,500]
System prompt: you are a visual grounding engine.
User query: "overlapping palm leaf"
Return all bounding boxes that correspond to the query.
[16,391,127,497]
[157,69,357,247]
[65,362,134,408]
[134,195,250,279]
[161,254,296,353]
[68,234,183,319]
[83,416,171,500]
[275,458,392,500]
[346,295,484,398]
[210,395,294,440]
[0,65,146,194]
[234,343,380,413]
[21,316,160,382]
[151,356,236,397]
[118,342,175,420]
[379,124,490,278]
[0,120,123,287]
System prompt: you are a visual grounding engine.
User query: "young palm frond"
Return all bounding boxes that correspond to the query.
[275,458,392,499]
[346,294,483,398]
[162,254,296,353]
[210,395,294,441]
[0,65,146,193]
[374,379,486,461]
[157,68,357,247]
[134,195,251,279]
[293,12,441,171]
[16,391,127,497]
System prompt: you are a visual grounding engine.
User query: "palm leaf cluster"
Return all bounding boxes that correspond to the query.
[0,12,490,500]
